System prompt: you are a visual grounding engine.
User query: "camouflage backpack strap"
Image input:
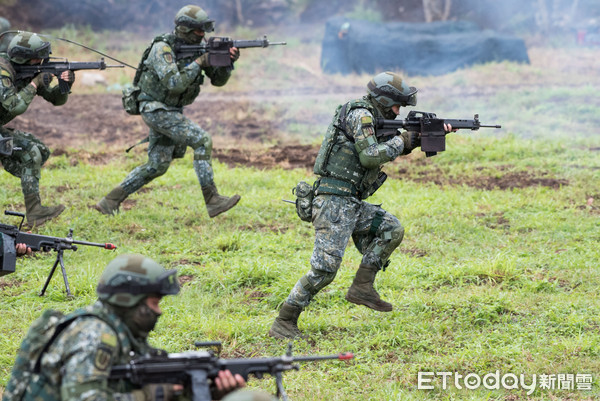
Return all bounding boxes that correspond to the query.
[334,98,377,143]
[132,33,176,86]
[31,308,115,373]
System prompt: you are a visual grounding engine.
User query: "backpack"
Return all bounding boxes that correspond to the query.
[2,309,99,401]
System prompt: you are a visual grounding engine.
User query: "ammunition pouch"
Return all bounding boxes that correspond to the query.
[0,137,14,157]
[361,171,387,199]
[122,84,141,115]
[293,181,314,222]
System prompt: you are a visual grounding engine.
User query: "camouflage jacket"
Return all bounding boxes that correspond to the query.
[313,97,405,199]
[38,301,153,401]
[137,33,232,112]
[0,54,69,127]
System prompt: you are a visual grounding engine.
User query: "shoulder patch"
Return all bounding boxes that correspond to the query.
[1,69,10,77]
[2,77,12,87]
[100,332,117,348]
[163,52,173,63]
[361,115,373,126]
[94,346,113,371]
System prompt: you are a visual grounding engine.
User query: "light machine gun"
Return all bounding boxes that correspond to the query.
[174,35,286,68]
[0,211,117,296]
[375,111,501,157]
[109,343,354,401]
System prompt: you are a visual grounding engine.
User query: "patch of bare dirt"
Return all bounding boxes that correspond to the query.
[6,94,570,190]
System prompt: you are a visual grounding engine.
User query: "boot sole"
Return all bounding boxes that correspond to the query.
[346,293,393,312]
[208,195,241,218]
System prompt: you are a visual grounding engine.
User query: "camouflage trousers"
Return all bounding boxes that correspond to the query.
[286,194,404,308]
[120,109,214,195]
[0,127,50,196]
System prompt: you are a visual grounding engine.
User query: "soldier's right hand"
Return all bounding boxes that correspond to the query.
[141,383,183,401]
[31,72,53,89]
[194,53,211,67]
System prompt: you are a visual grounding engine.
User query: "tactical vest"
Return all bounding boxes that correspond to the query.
[313,98,382,199]
[0,55,24,126]
[3,303,141,401]
[136,33,205,108]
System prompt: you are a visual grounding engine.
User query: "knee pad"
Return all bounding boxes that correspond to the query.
[194,135,212,161]
[146,161,170,178]
[300,269,337,296]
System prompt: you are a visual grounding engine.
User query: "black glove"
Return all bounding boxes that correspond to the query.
[64,70,75,87]
[399,130,421,150]
[31,72,52,89]
[195,53,211,67]
[230,47,240,63]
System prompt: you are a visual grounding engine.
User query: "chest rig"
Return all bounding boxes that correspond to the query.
[313,98,383,199]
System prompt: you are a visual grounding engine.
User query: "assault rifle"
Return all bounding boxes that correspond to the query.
[109,343,354,401]
[174,35,286,67]
[375,111,501,157]
[13,57,124,94]
[0,211,117,296]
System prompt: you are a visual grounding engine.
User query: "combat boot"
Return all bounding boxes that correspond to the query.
[268,302,307,339]
[346,263,393,312]
[95,185,128,215]
[24,193,65,227]
[201,183,240,218]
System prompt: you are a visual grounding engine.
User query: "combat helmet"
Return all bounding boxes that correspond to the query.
[7,32,51,64]
[174,5,215,33]
[97,254,180,307]
[367,71,418,114]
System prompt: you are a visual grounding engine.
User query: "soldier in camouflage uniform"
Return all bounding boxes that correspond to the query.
[96,5,241,218]
[2,253,265,401]
[0,32,75,227]
[269,72,455,339]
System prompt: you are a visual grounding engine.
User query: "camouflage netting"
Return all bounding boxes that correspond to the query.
[321,16,530,76]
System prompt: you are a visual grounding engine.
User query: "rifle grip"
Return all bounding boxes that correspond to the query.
[58,78,70,94]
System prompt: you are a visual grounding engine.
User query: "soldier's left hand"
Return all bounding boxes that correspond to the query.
[60,70,75,84]
[213,369,245,399]
[230,47,240,62]
[16,243,32,256]
[444,123,458,133]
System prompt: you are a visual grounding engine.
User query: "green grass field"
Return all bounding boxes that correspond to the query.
[1,26,599,400]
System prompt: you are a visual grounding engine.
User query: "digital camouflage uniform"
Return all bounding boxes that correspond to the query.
[0,39,69,226]
[96,27,240,218]
[5,301,155,401]
[270,72,421,339]
[286,97,406,309]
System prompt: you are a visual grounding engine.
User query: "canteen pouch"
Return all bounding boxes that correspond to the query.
[122,84,141,115]
[293,181,314,222]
